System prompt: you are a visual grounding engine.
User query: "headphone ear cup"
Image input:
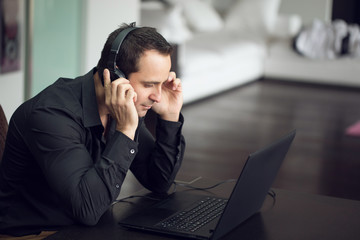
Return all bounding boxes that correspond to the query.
[109,70,117,82]
[114,68,125,79]
[108,68,125,81]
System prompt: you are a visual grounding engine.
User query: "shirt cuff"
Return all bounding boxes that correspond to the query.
[102,131,138,171]
[156,113,184,147]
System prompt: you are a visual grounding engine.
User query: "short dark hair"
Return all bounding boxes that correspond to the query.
[97,23,173,80]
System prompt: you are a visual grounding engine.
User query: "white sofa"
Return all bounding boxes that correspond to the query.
[179,30,267,103]
[265,38,360,87]
[140,0,360,104]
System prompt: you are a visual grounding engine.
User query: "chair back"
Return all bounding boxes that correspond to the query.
[0,105,8,162]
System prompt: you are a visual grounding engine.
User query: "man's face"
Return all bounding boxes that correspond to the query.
[128,50,171,117]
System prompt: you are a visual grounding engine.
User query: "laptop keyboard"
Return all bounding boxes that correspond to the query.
[155,197,228,232]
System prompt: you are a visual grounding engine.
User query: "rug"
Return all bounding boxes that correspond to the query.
[345,121,360,137]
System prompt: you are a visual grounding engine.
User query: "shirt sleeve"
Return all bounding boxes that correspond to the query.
[130,113,186,194]
[26,107,137,226]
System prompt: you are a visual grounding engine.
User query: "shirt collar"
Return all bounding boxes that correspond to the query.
[82,68,102,128]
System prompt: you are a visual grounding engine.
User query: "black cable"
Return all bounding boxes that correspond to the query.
[111,194,163,206]
[173,178,237,191]
[112,178,237,206]
[267,189,277,206]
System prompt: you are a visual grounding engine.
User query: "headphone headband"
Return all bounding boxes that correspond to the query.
[107,26,137,79]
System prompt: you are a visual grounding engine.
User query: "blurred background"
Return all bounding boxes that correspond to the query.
[0,0,359,119]
[1,0,360,201]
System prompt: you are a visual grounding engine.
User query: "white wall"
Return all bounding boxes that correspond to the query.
[0,0,140,120]
[0,0,25,120]
[0,71,24,121]
[81,0,140,74]
[32,0,83,97]
[279,0,333,25]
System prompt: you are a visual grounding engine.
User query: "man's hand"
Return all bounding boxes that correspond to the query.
[152,72,183,122]
[103,69,138,140]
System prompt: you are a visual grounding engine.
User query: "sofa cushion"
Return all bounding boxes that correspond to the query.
[181,44,222,76]
[182,54,264,103]
[265,39,360,85]
[271,14,302,40]
[224,0,281,37]
[140,2,192,43]
[211,0,237,17]
[182,0,224,33]
[181,30,267,75]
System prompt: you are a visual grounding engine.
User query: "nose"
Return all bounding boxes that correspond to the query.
[149,85,162,103]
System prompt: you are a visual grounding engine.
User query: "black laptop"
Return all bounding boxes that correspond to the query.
[118,130,296,239]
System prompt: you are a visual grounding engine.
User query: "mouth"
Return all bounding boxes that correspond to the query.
[142,104,152,110]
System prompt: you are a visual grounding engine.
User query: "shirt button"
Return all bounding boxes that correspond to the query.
[130,149,135,154]
[115,184,120,189]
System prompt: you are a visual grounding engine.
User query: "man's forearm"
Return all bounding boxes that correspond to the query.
[130,114,185,193]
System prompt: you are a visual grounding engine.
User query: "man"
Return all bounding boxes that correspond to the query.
[0,23,185,237]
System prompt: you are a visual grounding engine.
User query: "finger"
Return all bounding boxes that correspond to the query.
[103,69,111,86]
[168,71,176,81]
[125,88,136,102]
[112,77,129,84]
[165,76,181,91]
[172,78,182,91]
[115,82,132,102]
[163,72,176,89]
[104,69,112,105]
[132,91,138,103]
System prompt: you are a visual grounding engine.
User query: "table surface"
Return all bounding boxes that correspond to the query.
[45,178,360,240]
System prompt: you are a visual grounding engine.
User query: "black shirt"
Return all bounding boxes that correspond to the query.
[0,68,185,236]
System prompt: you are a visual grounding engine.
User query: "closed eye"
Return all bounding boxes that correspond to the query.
[144,83,154,88]
[144,81,165,88]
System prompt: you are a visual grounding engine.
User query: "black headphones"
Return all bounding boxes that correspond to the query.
[107,26,137,81]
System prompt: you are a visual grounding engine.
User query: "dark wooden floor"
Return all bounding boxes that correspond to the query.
[178,79,360,201]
